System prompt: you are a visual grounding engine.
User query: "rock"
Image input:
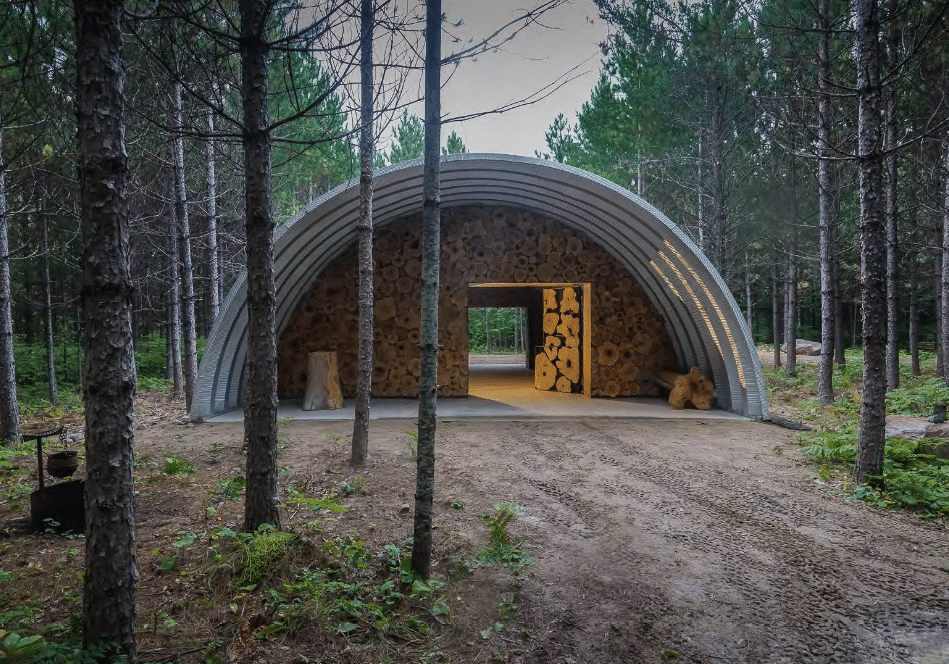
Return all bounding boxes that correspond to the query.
[918,439,949,460]
[922,424,949,459]
[924,422,949,438]
[399,504,411,514]
[884,415,927,440]
[928,403,946,423]
[783,339,822,356]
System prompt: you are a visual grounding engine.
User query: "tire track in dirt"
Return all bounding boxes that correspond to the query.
[584,422,949,664]
[452,420,949,664]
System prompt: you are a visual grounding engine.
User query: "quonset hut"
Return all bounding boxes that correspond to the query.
[190,154,768,420]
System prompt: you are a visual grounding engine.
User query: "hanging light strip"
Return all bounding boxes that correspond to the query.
[649,260,684,302]
[658,250,724,362]
[663,240,746,388]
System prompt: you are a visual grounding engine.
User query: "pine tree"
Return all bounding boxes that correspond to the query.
[75,0,138,657]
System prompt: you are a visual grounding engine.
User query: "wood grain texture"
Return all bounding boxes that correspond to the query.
[278,205,676,398]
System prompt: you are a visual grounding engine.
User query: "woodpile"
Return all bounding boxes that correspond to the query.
[653,367,715,410]
[277,205,677,400]
[535,287,582,393]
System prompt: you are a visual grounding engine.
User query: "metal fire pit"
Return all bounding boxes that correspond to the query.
[30,480,85,533]
[23,426,85,533]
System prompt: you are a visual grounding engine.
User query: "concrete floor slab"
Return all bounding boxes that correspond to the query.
[204,363,745,423]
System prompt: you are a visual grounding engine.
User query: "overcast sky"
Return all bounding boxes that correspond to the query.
[386,1,611,158]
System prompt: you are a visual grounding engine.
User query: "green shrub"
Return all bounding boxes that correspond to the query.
[885,377,949,416]
[162,454,195,476]
[800,429,949,517]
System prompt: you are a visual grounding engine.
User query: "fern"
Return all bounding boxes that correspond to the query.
[885,377,949,415]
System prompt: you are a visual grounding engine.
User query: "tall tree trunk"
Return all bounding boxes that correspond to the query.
[817,0,835,405]
[167,170,183,397]
[75,0,137,658]
[935,251,944,376]
[351,0,374,467]
[833,218,846,367]
[908,156,920,376]
[854,0,887,486]
[883,3,899,390]
[205,108,221,324]
[941,134,949,384]
[0,83,19,444]
[39,171,57,404]
[744,251,752,333]
[240,0,280,532]
[412,0,442,580]
[172,82,198,410]
[19,214,33,345]
[697,129,705,251]
[784,235,798,376]
[772,255,781,368]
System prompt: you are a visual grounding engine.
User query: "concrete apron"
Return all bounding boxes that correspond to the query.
[204,364,745,423]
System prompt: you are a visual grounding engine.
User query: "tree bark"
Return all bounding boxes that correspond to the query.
[935,249,944,376]
[75,0,137,658]
[833,219,846,368]
[817,0,835,405]
[167,168,183,397]
[172,82,198,410]
[784,230,798,376]
[939,133,949,380]
[39,169,57,404]
[908,156,920,376]
[772,254,781,368]
[351,0,375,467]
[854,0,887,486]
[240,0,280,532]
[205,108,221,324]
[697,129,705,251]
[744,251,752,333]
[883,0,899,391]
[0,82,19,444]
[412,0,442,580]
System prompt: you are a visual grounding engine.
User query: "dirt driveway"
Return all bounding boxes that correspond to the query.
[143,415,949,664]
[449,418,948,664]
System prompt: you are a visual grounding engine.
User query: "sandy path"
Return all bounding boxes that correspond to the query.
[433,419,949,664]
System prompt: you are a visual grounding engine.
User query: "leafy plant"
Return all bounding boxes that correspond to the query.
[402,430,418,459]
[236,526,299,587]
[885,377,949,416]
[0,629,45,662]
[281,485,346,513]
[341,475,367,496]
[211,474,245,500]
[475,504,531,570]
[801,430,949,517]
[162,454,195,476]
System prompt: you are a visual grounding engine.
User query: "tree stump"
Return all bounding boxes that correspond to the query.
[303,352,343,410]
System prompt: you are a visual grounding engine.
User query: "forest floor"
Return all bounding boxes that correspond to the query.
[2,361,949,663]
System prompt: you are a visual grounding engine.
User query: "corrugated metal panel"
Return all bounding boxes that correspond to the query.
[191,154,769,420]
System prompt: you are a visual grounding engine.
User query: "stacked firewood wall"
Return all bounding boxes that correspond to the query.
[535,287,583,393]
[277,205,676,399]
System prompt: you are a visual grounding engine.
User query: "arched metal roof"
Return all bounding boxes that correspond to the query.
[190,154,769,419]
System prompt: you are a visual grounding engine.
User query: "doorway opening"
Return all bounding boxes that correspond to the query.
[467,283,591,400]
